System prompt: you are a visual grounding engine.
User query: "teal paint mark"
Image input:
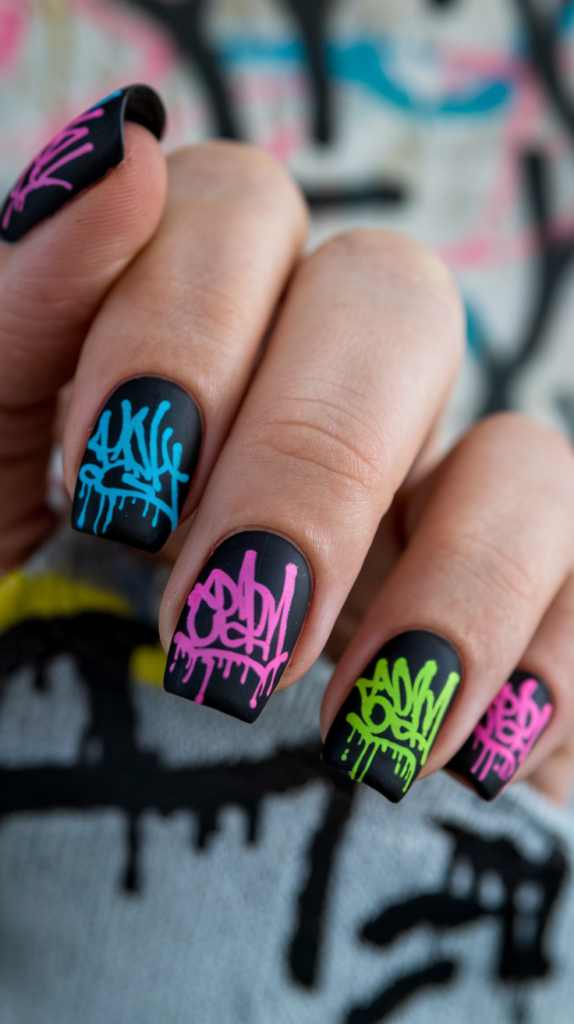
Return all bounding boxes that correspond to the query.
[465,300,487,358]
[560,3,574,32]
[220,37,514,117]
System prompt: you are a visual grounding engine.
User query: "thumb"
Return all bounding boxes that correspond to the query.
[0,85,168,569]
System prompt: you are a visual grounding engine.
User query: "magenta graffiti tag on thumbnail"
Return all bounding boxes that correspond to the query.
[1,107,104,231]
[470,677,553,784]
[169,549,298,710]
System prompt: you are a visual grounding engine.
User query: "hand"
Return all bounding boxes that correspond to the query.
[2,86,574,806]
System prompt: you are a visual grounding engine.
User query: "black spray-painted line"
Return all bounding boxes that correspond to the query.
[280,0,335,144]
[126,0,240,139]
[0,611,566,999]
[288,780,356,987]
[516,0,574,147]
[361,822,566,981]
[479,149,574,415]
[345,960,456,1024]
[0,610,355,975]
[304,182,407,208]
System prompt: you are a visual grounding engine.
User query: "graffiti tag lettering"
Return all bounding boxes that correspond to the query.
[76,398,189,536]
[169,549,298,709]
[470,677,553,784]
[1,106,104,231]
[343,656,460,792]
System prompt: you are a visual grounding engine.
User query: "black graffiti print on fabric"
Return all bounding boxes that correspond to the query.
[322,631,461,803]
[164,531,312,723]
[0,576,566,1013]
[0,84,165,243]
[72,377,202,553]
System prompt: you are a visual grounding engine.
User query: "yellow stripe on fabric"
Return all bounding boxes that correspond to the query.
[129,643,167,688]
[0,569,130,634]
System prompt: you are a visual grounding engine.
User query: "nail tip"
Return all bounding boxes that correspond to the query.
[70,507,170,554]
[123,83,167,141]
[446,764,498,802]
[163,671,266,724]
[320,749,409,802]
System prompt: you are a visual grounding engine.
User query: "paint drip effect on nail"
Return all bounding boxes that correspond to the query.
[469,677,553,784]
[76,398,190,536]
[344,656,460,793]
[1,106,105,231]
[170,550,297,710]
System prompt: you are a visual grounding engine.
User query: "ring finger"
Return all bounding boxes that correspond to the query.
[321,414,574,803]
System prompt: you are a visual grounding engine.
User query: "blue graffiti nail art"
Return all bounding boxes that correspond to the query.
[72,377,202,553]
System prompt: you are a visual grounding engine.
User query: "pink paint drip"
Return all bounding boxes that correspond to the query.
[2,106,104,231]
[169,549,298,710]
[470,678,553,783]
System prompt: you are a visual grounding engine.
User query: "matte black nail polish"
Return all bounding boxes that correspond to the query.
[322,630,461,803]
[0,84,165,243]
[72,376,201,553]
[447,669,553,801]
[164,531,312,723]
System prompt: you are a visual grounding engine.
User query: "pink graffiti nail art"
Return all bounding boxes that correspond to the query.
[164,532,312,723]
[1,106,104,233]
[448,669,553,800]
[0,85,165,243]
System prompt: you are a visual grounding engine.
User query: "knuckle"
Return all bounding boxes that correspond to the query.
[315,228,459,300]
[139,271,248,344]
[441,528,539,612]
[305,228,464,361]
[256,400,387,501]
[466,412,574,490]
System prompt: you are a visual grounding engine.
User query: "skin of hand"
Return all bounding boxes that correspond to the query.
[2,95,574,805]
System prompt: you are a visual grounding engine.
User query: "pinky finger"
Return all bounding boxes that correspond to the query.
[448,574,574,803]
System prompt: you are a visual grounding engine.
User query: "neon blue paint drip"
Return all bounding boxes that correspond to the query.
[76,398,190,537]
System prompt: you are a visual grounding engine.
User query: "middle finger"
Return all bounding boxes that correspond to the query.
[160,229,463,722]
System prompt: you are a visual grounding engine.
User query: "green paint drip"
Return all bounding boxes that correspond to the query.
[344,656,460,793]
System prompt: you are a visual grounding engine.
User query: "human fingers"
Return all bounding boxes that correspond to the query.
[448,572,574,803]
[159,230,464,722]
[63,141,308,553]
[321,414,574,803]
[0,86,167,569]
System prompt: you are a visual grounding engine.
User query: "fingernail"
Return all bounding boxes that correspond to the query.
[71,376,201,553]
[322,630,461,803]
[0,84,165,243]
[164,531,312,723]
[447,669,554,801]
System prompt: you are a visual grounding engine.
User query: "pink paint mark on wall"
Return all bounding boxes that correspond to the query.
[170,550,298,709]
[439,67,545,270]
[265,122,305,163]
[470,677,553,784]
[0,3,25,73]
[75,0,178,87]
[1,106,104,231]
